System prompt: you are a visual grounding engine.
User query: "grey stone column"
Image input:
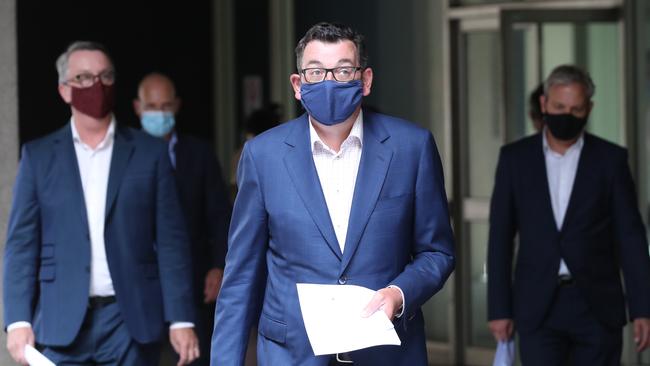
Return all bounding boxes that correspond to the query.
[212,0,236,185]
[0,0,19,363]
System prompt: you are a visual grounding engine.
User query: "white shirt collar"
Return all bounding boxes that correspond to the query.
[309,110,364,153]
[71,117,116,150]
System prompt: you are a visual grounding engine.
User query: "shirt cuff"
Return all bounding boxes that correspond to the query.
[7,321,31,332]
[170,322,195,329]
[387,285,405,318]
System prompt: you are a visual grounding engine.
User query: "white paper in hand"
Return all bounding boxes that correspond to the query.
[296,283,401,356]
[493,339,515,366]
[24,344,56,366]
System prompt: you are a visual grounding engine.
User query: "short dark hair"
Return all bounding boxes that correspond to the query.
[544,64,595,100]
[56,41,113,84]
[295,22,367,71]
[529,83,544,121]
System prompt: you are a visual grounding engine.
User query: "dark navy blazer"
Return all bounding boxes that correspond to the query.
[487,132,650,332]
[212,111,455,365]
[173,135,230,304]
[3,123,195,346]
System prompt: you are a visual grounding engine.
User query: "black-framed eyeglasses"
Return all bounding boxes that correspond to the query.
[64,70,115,88]
[300,67,362,83]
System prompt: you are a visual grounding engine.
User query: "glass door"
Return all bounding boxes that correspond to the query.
[501,8,623,144]
[452,15,506,366]
[450,3,628,366]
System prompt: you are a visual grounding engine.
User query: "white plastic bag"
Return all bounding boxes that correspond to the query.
[493,339,515,366]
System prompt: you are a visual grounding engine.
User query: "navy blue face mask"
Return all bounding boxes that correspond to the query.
[300,80,363,125]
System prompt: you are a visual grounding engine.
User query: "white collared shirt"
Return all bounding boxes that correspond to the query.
[543,129,585,276]
[71,118,116,297]
[309,112,363,253]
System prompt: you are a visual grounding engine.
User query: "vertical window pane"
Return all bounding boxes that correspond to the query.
[467,31,502,198]
[468,222,491,347]
[585,22,621,145]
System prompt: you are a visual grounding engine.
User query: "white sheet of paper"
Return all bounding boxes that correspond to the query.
[296,283,401,356]
[24,345,56,366]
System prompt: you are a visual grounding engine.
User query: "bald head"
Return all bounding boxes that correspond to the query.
[133,72,181,117]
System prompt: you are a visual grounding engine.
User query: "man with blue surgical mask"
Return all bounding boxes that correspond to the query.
[211,22,455,365]
[134,73,231,366]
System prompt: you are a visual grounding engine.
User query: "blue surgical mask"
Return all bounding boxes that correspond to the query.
[300,80,363,125]
[140,111,175,138]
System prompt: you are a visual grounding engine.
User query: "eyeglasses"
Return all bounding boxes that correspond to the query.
[64,70,115,88]
[300,67,362,83]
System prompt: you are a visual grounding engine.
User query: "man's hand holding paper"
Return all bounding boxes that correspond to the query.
[296,283,401,356]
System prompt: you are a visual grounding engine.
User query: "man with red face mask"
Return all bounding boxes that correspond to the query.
[3,41,199,365]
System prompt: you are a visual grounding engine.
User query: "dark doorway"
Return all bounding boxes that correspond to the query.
[17,1,214,145]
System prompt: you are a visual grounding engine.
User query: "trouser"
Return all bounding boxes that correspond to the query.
[42,300,161,365]
[519,284,622,366]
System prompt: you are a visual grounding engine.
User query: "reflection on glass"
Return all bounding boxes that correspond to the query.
[509,23,542,139]
[468,222,492,347]
[467,31,502,197]
[541,24,576,77]
[521,24,541,137]
[584,22,620,145]
[464,30,503,349]
[423,281,451,342]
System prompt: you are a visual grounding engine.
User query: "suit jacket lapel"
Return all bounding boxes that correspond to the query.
[561,134,593,232]
[105,127,134,219]
[54,124,89,233]
[283,115,342,259]
[340,114,392,273]
[532,134,560,234]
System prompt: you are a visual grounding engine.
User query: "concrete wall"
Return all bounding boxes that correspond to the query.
[0,0,19,364]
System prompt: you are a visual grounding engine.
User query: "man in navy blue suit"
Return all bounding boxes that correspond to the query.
[134,72,231,366]
[488,64,650,365]
[211,22,455,365]
[4,41,199,365]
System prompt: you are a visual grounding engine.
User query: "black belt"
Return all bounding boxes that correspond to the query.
[558,275,575,286]
[88,296,116,308]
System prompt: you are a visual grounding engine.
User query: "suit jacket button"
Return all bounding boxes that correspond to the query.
[338,277,347,285]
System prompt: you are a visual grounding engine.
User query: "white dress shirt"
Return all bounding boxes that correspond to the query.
[543,130,584,276]
[310,113,363,253]
[72,119,116,296]
[309,112,405,317]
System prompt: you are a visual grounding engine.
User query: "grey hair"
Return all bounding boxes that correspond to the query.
[544,64,595,100]
[55,41,113,84]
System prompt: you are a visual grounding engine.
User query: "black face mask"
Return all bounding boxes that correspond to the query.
[543,113,587,141]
